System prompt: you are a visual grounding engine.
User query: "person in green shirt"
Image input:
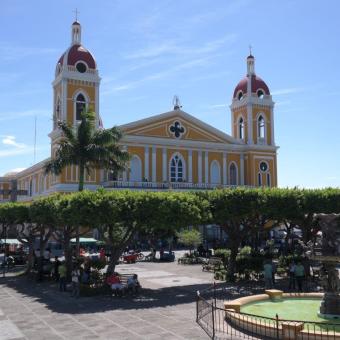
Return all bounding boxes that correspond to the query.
[263,260,273,289]
[58,262,67,292]
[294,262,305,292]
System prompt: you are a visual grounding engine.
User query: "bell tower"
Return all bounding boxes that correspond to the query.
[230,53,275,146]
[49,20,101,156]
[229,52,278,188]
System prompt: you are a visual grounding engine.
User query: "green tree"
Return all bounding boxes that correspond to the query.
[177,229,202,254]
[208,188,268,281]
[44,110,129,255]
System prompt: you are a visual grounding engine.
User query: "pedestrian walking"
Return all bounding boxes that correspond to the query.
[71,266,80,298]
[263,260,273,289]
[288,261,296,290]
[295,261,305,292]
[58,262,67,292]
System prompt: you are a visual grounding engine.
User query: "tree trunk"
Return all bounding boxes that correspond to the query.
[106,247,122,275]
[76,164,85,260]
[63,235,72,281]
[227,241,239,282]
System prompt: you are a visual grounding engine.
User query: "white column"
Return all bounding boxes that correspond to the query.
[198,151,202,183]
[162,148,167,182]
[152,146,156,182]
[270,107,275,146]
[122,146,127,181]
[95,84,100,128]
[204,151,209,184]
[223,152,227,185]
[240,154,245,185]
[247,104,253,145]
[188,150,192,183]
[61,80,67,121]
[144,146,149,181]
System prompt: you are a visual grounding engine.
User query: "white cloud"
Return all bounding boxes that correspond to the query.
[209,104,227,109]
[102,55,216,95]
[2,135,26,148]
[0,109,50,122]
[0,43,58,61]
[271,87,305,96]
[0,135,30,158]
[125,34,237,60]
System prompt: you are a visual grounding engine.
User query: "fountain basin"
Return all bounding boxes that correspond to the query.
[224,292,340,339]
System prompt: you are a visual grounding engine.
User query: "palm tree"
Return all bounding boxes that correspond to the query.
[44,110,129,255]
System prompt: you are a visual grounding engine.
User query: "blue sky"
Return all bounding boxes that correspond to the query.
[0,0,339,188]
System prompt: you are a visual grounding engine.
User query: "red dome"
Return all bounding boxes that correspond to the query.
[57,44,96,69]
[233,75,270,98]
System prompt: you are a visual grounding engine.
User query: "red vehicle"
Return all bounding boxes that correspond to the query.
[121,252,144,264]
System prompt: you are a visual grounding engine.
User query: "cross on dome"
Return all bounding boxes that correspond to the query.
[73,8,80,22]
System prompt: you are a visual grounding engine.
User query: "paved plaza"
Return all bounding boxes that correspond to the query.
[0,254,215,340]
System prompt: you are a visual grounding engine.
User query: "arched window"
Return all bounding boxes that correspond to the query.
[75,93,86,121]
[258,173,262,186]
[229,163,237,186]
[170,153,185,182]
[238,117,244,139]
[267,173,271,187]
[210,161,221,184]
[258,115,265,140]
[130,155,142,182]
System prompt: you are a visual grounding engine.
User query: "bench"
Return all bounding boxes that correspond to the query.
[202,257,222,272]
[113,273,141,296]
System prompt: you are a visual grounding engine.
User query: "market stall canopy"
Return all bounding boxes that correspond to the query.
[0,239,23,245]
[70,237,98,243]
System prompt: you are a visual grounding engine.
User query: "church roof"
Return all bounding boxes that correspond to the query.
[119,109,244,145]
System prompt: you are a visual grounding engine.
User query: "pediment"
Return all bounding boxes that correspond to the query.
[119,110,241,144]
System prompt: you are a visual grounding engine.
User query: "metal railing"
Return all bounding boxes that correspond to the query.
[102,180,245,190]
[196,284,340,339]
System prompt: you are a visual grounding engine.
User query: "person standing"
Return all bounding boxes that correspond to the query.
[58,262,67,292]
[288,261,296,290]
[263,260,273,289]
[53,256,60,282]
[295,261,305,292]
[71,266,80,298]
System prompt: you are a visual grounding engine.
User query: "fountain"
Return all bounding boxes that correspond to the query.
[223,213,340,339]
[314,213,340,318]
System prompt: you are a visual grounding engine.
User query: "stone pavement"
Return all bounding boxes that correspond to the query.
[0,255,215,340]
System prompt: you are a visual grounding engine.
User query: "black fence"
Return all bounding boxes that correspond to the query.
[196,284,340,340]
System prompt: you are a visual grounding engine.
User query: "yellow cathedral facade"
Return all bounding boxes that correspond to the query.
[0,20,278,202]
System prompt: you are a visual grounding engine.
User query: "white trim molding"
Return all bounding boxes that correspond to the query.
[188,149,193,183]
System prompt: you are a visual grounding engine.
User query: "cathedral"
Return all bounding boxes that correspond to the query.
[0,20,278,202]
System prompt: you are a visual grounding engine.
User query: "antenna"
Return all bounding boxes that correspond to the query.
[34,116,37,164]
